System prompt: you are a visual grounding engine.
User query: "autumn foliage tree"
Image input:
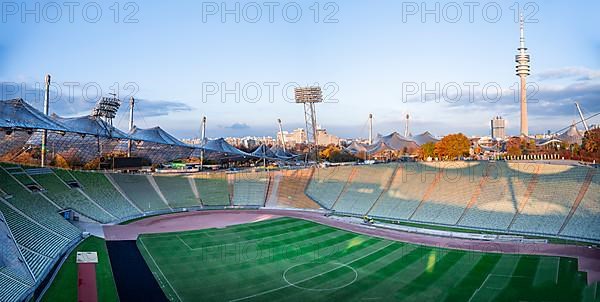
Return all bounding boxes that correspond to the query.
[434,133,470,160]
[506,137,523,157]
[581,128,600,160]
[418,142,436,159]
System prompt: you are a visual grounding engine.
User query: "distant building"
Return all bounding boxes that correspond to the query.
[491,116,506,139]
[277,127,340,146]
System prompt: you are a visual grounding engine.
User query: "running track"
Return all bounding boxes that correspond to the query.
[103,209,600,284]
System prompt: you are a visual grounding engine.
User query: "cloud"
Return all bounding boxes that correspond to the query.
[223,122,250,130]
[533,67,600,81]
[0,82,192,118]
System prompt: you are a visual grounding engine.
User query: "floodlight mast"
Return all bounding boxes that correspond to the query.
[41,74,51,167]
[294,86,322,164]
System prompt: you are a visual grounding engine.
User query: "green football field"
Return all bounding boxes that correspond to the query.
[137,217,599,302]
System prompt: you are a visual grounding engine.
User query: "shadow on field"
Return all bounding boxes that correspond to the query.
[106,241,168,302]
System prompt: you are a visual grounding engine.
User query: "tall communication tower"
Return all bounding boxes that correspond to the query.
[295,86,322,162]
[516,14,531,136]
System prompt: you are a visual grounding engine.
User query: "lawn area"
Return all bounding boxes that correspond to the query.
[41,236,119,302]
[137,217,599,302]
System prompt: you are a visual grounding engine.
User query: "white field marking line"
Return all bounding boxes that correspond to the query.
[468,273,530,301]
[282,262,358,291]
[139,238,184,302]
[468,273,493,302]
[176,222,320,251]
[229,242,395,302]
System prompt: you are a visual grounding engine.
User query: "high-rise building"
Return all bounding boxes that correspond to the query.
[516,14,531,136]
[491,116,506,139]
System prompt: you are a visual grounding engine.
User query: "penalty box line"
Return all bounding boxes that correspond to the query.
[176,224,321,251]
[139,238,184,302]
[229,242,395,302]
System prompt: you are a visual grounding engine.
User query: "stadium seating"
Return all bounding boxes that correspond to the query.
[20,248,52,279]
[333,164,397,214]
[192,173,230,206]
[0,201,72,256]
[232,171,269,206]
[560,172,600,240]
[0,271,31,302]
[154,175,202,208]
[510,165,589,235]
[271,169,321,209]
[29,171,115,223]
[110,173,171,212]
[52,168,77,183]
[71,171,142,219]
[368,163,441,219]
[0,168,80,239]
[305,165,355,209]
[411,162,484,225]
[458,162,539,230]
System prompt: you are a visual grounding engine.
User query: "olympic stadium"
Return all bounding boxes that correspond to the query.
[0,97,599,302]
[2,1,600,301]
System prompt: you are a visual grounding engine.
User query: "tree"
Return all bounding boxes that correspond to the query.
[506,137,523,157]
[582,128,600,155]
[52,154,70,169]
[418,142,436,159]
[434,133,470,160]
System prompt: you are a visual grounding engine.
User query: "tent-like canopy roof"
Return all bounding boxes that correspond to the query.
[270,145,299,160]
[129,126,189,147]
[557,124,583,145]
[410,131,439,146]
[251,144,277,159]
[0,98,67,132]
[50,114,129,139]
[345,141,368,154]
[199,138,252,158]
[366,140,396,155]
[375,132,419,151]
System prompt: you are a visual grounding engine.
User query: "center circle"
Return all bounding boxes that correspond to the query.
[283,262,358,291]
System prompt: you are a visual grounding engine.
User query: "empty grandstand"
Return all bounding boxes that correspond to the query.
[305,165,355,209]
[333,164,397,214]
[231,171,269,206]
[153,175,202,208]
[266,169,321,209]
[192,173,230,206]
[109,173,172,212]
[70,170,142,219]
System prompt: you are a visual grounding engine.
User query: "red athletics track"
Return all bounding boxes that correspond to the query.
[78,263,98,302]
[103,209,600,284]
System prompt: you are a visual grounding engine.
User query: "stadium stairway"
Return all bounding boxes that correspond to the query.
[558,168,596,234]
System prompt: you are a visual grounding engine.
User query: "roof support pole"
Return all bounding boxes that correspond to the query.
[200,116,206,171]
[575,102,589,132]
[277,118,286,152]
[41,74,51,167]
[368,113,373,145]
[127,97,135,157]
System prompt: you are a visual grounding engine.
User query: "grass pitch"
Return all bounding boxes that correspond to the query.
[42,236,119,302]
[137,217,599,302]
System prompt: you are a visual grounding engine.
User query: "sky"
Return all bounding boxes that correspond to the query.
[1,0,599,139]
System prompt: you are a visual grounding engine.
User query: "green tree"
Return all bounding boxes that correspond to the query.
[419,142,436,159]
